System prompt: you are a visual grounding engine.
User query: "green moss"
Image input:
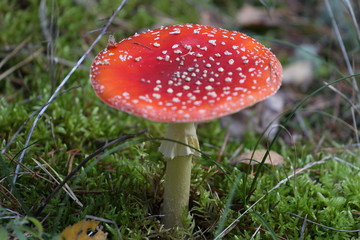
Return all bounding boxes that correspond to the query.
[1,0,360,239]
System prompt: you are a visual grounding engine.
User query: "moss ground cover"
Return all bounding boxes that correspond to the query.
[1,0,360,239]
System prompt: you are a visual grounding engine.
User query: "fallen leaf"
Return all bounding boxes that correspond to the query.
[283,60,314,91]
[231,149,284,166]
[236,5,280,27]
[58,220,107,240]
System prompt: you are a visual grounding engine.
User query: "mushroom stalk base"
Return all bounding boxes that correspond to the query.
[163,155,192,228]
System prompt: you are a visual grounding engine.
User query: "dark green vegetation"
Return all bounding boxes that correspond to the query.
[1,0,360,239]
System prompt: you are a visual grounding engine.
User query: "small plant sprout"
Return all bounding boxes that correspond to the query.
[90,24,282,228]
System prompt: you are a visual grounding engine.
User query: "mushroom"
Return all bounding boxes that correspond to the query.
[90,24,282,228]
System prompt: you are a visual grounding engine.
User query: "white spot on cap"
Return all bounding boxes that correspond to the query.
[249,68,256,72]
[172,97,180,102]
[153,93,161,99]
[119,55,128,61]
[228,59,234,65]
[167,88,174,93]
[218,67,224,72]
[208,92,217,97]
[209,40,216,46]
[153,42,160,47]
[169,28,181,34]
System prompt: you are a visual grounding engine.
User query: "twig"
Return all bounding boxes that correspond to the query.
[214,155,332,239]
[0,47,44,82]
[46,56,87,70]
[12,0,128,187]
[0,37,31,69]
[34,129,147,216]
[217,131,230,162]
[299,214,308,240]
[32,158,83,207]
[250,225,262,240]
[1,109,40,155]
[39,0,53,43]
[333,156,360,171]
[325,0,358,93]
[0,207,21,220]
[342,0,360,41]
[1,85,81,155]
[289,212,360,233]
[325,82,360,115]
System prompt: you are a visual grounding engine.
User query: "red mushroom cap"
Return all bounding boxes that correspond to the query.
[90,24,282,122]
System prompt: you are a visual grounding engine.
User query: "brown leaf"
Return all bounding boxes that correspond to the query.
[282,60,314,91]
[58,220,107,240]
[236,5,280,27]
[231,149,284,166]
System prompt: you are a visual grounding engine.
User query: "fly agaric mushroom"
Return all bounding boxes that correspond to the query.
[90,24,282,228]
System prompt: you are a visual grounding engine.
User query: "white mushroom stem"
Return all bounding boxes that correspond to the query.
[159,122,200,228]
